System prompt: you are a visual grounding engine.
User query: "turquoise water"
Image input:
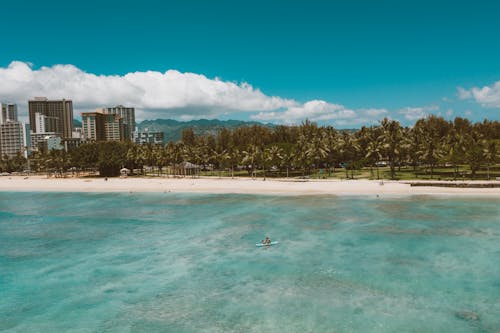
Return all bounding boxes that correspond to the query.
[0,192,499,333]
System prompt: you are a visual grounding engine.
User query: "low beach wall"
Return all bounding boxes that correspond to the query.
[409,182,500,188]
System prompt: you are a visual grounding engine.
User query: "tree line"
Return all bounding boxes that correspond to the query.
[1,116,498,179]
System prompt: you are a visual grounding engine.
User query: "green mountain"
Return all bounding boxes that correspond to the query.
[75,117,356,142]
[137,119,274,142]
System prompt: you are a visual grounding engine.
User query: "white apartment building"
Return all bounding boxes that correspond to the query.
[1,103,18,124]
[0,121,30,158]
[105,105,135,140]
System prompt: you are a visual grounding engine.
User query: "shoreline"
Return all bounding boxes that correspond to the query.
[1,176,499,196]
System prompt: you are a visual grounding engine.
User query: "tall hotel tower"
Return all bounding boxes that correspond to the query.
[28,97,74,138]
[0,103,30,158]
[81,109,124,142]
[105,105,135,140]
[1,103,18,124]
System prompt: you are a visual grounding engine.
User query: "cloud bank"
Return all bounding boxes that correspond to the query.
[251,101,389,126]
[0,61,453,126]
[0,61,297,119]
[458,81,500,108]
[398,105,439,120]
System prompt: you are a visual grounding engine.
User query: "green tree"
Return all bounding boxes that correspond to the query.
[242,144,261,179]
[443,129,466,179]
[379,118,403,179]
[181,128,196,146]
[70,143,99,174]
[483,140,497,180]
[464,130,484,179]
[309,131,330,178]
[266,145,284,177]
[336,132,360,179]
[366,137,383,179]
[97,142,128,177]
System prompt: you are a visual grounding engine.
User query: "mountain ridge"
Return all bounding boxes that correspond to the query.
[137,118,275,142]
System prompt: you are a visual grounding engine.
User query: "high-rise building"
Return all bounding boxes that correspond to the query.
[46,136,63,151]
[0,103,29,158]
[34,112,47,133]
[82,110,124,141]
[28,97,74,138]
[72,127,83,139]
[82,111,106,141]
[133,129,164,145]
[30,132,56,152]
[0,121,30,158]
[104,113,124,141]
[28,111,62,152]
[1,103,18,124]
[105,105,135,140]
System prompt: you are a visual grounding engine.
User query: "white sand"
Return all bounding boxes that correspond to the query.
[0,176,499,196]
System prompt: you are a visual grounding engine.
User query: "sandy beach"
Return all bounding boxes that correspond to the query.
[0,176,498,196]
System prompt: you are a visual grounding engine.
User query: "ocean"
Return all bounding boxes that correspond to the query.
[0,192,499,332]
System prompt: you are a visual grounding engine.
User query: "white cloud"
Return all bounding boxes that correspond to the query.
[398,105,439,120]
[362,108,389,118]
[0,61,435,126]
[251,102,391,126]
[457,81,500,108]
[0,61,296,120]
[251,100,357,124]
[457,87,472,100]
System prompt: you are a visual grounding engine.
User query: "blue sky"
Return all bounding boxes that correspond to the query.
[0,0,499,127]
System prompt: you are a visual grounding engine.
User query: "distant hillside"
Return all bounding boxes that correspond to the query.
[76,117,357,142]
[137,119,274,142]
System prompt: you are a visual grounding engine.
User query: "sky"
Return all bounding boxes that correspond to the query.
[0,0,499,127]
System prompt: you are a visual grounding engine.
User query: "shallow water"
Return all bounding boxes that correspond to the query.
[0,192,499,332]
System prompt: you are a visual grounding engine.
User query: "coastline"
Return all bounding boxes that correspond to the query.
[1,176,499,196]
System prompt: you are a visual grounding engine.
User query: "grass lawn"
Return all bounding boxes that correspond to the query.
[141,164,499,181]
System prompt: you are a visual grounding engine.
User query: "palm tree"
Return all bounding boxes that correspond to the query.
[153,145,167,176]
[405,126,421,174]
[134,145,147,175]
[142,144,156,175]
[309,131,330,178]
[417,134,443,179]
[227,147,240,178]
[483,141,497,180]
[281,147,295,178]
[443,129,466,179]
[199,145,211,176]
[174,142,188,176]
[379,118,403,179]
[165,142,183,176]
[295,134,312,177]
[415,116,452,179]
[10,151,28,173]
[212,149,229,178]
[323,127,338,177]
[464,130,484,179]
[366,138,383,179]
[265,145,284,178]
[336,132,360,179]
[242,144,261,179]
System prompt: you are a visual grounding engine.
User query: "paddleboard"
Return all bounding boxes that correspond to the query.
[256,241,279,247]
